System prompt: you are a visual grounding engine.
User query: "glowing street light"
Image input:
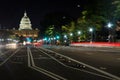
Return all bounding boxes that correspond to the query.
[107,22,113,28]
[107,22,113,42]
[70,33,73,36]
[89,28,93,43]
[77,31,81,42]
[43,37,47,41]
[64,35,67,38]
[89,28,93,32]
[54,37,56,40]
[56,36,60,39]
[78,31,81,35]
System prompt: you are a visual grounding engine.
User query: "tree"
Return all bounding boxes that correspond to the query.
[80,0,115,41]
[41,12,73,30]
[84,0,114,21]
[62,21,75,42]
[76,8,109,41]
[112,0,120,19]
[62,21,75,33]
[45,25,55,37]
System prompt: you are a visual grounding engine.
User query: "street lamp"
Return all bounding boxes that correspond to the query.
[63,34,68,45]
[107,22,113,42]
[77,31,81,42]
[56,35,60,40]
[70,33,73,36]
[69,33,73,43]
[89,28,93,43]
[89,28,93,32]
[107,22,113,28]
[78,31,81,35]
[64,35,67,39]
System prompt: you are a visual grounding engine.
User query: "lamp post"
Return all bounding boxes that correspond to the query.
[69,33,73,43]
[70,33,73,36]
[56,35,60,40]
[63,34,68,46]
[107,22,113,42]
[107,22,112,28]
[89,28,93,43]
[64,34,67,42]
[64,35,67,39]
[56,35,60,45]
[78,31,81,42]
[78,31,81,35]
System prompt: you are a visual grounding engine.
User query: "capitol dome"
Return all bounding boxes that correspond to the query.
[19,11,32,30]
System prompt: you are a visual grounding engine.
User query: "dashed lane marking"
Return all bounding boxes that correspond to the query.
[100,67,107,70]
[0,48,21,66]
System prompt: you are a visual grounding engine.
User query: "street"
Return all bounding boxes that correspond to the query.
[0,45,120,80]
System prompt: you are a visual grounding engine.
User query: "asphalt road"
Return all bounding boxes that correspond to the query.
[44,45,120,79]
[0,45,120,80]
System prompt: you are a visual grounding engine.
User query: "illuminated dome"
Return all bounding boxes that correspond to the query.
[19,11,32,30]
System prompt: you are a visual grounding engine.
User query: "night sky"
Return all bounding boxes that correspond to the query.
[0,0,88,30]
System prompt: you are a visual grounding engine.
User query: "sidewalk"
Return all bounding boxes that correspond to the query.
[70,42,120,48]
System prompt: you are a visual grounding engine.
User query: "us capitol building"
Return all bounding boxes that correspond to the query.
[12,11,39,38]
[0,11,39,43]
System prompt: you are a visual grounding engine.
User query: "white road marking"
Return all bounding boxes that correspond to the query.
[0,50,13,57]
[28,48,35,66]
[27,47,31,67]
[27,47,67,80]
[0,48,21,66]
[100,67,107,70]
[40,47,120,80]
[38,48,113,80]
[34,57,52,60]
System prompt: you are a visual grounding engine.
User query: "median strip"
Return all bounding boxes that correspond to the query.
[27,47,67,80]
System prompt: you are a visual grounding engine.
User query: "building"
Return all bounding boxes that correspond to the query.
[116,20,120,41]
[12,11,39,39]
[0,11,39,44]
